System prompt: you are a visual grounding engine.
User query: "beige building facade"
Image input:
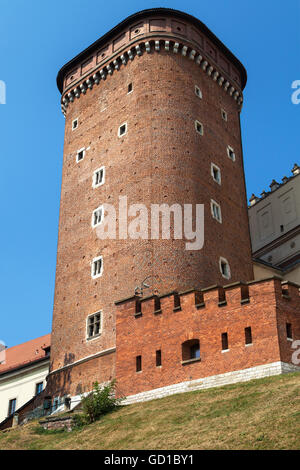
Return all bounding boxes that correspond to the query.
[0,334,50,424]
[249,164,300,283]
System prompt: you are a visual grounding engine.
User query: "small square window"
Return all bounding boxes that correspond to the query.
[76,148,85,163]
[72,118,78,130]
[182,339,200,362]
[128,83,133,94]
[93,166,105,188]
[136,355,142,372]
[211,200,222,223]
[195,120,203,135]
[219,257,231,280]
[227,146,236,161]
[211,163,221,184]
[221,109,227,121]
[221,333,229,351]
[195,85,202,99]
[91,256,103,279]
[245,327,253,345]
[35,382,43,395]
[87,312,102,339]
[118,122,127,137]
[92,206,103,228]
[156,350,162,367]
[286,323,293,340]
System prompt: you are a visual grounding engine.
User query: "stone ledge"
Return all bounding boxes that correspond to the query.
[122,362,300,405]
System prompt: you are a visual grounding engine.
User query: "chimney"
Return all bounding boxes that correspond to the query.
[292,164,300,176]
[249,194,260,206]
[270,179,279,191]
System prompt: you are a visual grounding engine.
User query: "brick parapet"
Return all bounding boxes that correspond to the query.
[115,277,300,398]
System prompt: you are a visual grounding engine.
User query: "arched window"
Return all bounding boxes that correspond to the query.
[182,339,200,362]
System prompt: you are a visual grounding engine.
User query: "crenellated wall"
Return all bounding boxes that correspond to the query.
[115,277,300,400]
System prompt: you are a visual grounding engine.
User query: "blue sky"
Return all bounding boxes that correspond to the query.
[0,0,299,347]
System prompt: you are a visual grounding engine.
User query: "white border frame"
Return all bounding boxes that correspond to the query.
[221,109,227,121]
[91,205,104,228]
[195,85,202,99]
[91,255,103,279]
[118,122,128,138]
[195,120,204,136]
[76,147,86,163]
[211,163,221,185]
[211,199,222,223]
[86,310,103,342]
[219,257,231,280]
[92,166,105,189]
[127,83,133,94]
[227,145,236,162]
[72,118,78,131]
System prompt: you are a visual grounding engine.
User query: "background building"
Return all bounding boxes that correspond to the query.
[249,164,300,284]
[0,334,50,423]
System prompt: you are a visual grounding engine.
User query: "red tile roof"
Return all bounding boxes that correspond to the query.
[0,334,51,375]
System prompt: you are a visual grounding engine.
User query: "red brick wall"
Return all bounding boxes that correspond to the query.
[46,352,115,397]
[50,12,253,395]
[115,278,300,397]
[276,282,300,364]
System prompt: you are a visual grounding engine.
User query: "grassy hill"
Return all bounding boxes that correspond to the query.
[1,373,300,450]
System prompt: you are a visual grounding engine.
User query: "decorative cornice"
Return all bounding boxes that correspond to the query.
[57,8,247,94]
[60,38,243,116]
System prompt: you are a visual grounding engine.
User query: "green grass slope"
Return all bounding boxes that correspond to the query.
[1,373,300,450]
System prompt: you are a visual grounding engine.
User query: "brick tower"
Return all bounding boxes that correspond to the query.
[48,8,254,398]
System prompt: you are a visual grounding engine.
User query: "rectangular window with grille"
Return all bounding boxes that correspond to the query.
[211,200,222,223]
[93,166,105,188]
[91,256,103,279]
[92,206,103,228]
[87,312,101,339]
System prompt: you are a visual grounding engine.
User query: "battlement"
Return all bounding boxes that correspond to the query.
[115,277,300,316]
[115,277,300,399]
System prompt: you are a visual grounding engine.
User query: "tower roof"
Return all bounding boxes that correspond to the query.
[56,8,247,94]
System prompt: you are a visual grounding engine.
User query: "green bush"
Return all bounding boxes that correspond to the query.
[81,380,123,424]
[72,413,86,428]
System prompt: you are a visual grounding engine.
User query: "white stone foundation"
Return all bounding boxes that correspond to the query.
[123,362,300,405]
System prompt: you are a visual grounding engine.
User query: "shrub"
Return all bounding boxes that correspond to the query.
[72,413,86,428]
[81,380,122,424]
